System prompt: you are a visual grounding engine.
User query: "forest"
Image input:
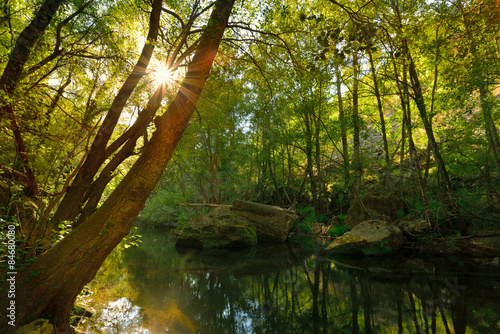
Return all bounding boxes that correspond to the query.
[0,0,499,332]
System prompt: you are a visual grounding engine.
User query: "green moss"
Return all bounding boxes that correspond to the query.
[174,214,258,248]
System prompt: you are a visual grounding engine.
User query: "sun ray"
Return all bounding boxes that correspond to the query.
[153,66,174,85]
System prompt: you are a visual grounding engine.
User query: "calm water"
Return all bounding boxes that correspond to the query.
[77,228,500,334]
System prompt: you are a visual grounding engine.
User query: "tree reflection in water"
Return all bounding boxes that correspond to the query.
[77,229,500,334]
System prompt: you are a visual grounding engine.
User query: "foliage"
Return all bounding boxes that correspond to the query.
[1,0,500,328]
[327,224,349,237]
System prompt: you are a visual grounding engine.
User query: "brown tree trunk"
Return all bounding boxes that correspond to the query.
[6,0,234,332]
[367,48,391,186]
[74,84,167,228]
[50,0,163,226]
[399,60,435,230]
[405,43,465,234]
[335,64,349,184]
[479,83,500,171]
[304,110,318,213]
[351,51,362,195]
[0,0,66,108]
[314,81,327,215]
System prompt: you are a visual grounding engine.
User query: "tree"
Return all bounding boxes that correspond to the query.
[0,0,68,196]
[392,0,465,232]
[1,0,235,331]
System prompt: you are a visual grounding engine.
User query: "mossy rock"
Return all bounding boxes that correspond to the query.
[173,207,258,248]
[397,218,430,239]
[232,200,298,242]
[14,319,55,334]
[324,220,404,256]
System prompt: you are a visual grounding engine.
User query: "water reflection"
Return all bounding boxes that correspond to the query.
[77,229,500,334]
[98,297,149,334]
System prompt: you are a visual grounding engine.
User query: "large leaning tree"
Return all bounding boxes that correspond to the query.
[0,0,235,331]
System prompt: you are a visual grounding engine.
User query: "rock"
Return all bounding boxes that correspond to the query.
[344,192,405,228]
[311,223,331,235]
[324,220,404,256]
[232,200,298,242]
[398,218,429,238]
[173,207,257,248]
[14,319,55,334]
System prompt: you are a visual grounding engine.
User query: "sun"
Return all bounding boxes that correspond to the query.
[153,66,174,85]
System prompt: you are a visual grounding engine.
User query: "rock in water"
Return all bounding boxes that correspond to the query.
[232,200,298,242]
[173,207,257,248]
[324,220,404,256]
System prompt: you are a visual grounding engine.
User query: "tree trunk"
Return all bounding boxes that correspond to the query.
[405,43,465,234]
[50,0,163,226]
[335,64,350,184]
[351,51,362,195]
[392,56,435,229]
[367,48,391,187]
[479,83,500,171]
[314,81,327,215]
[73,83,167,228]
[5,0,234,332]
[0,0,66,109]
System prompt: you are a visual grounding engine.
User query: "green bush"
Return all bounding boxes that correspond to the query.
[327,224,350,237]
[292,221,312,234]
[136,190,188,228]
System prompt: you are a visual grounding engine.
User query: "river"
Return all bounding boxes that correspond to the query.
[76,228,500,333]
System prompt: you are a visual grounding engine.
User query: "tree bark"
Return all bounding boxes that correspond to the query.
[479,83,500,171]
[0,0,66,105]
[351,51,362,195]
[6,0,234,332]
[367,48,391,186]
[50,0,163,226]
[74,84,167,228]
[405,42,465,234]
[335,64,350,184]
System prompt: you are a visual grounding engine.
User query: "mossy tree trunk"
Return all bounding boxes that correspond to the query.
[4,0,235,332]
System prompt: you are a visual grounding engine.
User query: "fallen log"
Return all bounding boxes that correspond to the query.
[232,200,298,242]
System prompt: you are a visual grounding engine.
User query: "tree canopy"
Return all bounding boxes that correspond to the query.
[0,0,499,331]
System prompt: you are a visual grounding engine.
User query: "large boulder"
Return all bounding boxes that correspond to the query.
[173,207,257,248]
[324,220,404,256]
[397,218,430,239]
[344,192,405,228]
[232,200,298,242]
